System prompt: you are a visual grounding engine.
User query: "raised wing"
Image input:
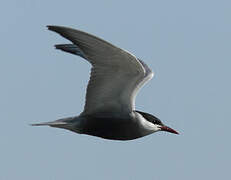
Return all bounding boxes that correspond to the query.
[48,26,153,116]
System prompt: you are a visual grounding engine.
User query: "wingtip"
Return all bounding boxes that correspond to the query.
[54,44,65,50]
[54,44,64,50]
[47,25,55,31]
[54,44,59,49]
[47,25,62,31]
[47,25,67,30]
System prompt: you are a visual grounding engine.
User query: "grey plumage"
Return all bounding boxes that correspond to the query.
[32,26,178,140]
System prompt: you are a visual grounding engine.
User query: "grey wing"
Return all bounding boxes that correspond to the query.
[48,26,153,116]
[130,59,154,108]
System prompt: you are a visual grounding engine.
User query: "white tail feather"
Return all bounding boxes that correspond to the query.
[31,121,68,126]
[31,116,83,133]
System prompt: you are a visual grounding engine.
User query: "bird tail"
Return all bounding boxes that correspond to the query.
[31,116,82,133]
[31,116,75,128]
[31,121,68,127]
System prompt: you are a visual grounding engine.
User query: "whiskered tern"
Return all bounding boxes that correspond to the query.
[32,26,179,140]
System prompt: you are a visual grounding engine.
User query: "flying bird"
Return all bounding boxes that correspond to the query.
[32,26,179,140]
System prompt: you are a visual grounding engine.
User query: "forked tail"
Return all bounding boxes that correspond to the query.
[31,116,82,133]
[31,116,75,128]
[31,121,68,127]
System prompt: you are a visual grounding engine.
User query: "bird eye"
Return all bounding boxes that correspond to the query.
[154,120,161,125]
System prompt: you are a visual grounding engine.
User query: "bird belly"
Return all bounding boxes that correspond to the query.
[81,117,146,140]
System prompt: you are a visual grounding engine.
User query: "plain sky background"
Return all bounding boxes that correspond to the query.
[1,0,230,179]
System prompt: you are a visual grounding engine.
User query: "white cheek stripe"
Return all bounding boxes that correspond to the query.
[136,113,160,132]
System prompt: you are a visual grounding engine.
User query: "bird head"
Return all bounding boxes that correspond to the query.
[136,111,179,135]
[150,117,179,134]
[155,122,179,134]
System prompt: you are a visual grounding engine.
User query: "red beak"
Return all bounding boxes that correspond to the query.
[161,126,179,134]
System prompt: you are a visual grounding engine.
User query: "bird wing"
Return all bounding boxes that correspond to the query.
[48,26,154,116]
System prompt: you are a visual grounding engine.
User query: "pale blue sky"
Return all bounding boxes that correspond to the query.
[1,0,230,179]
